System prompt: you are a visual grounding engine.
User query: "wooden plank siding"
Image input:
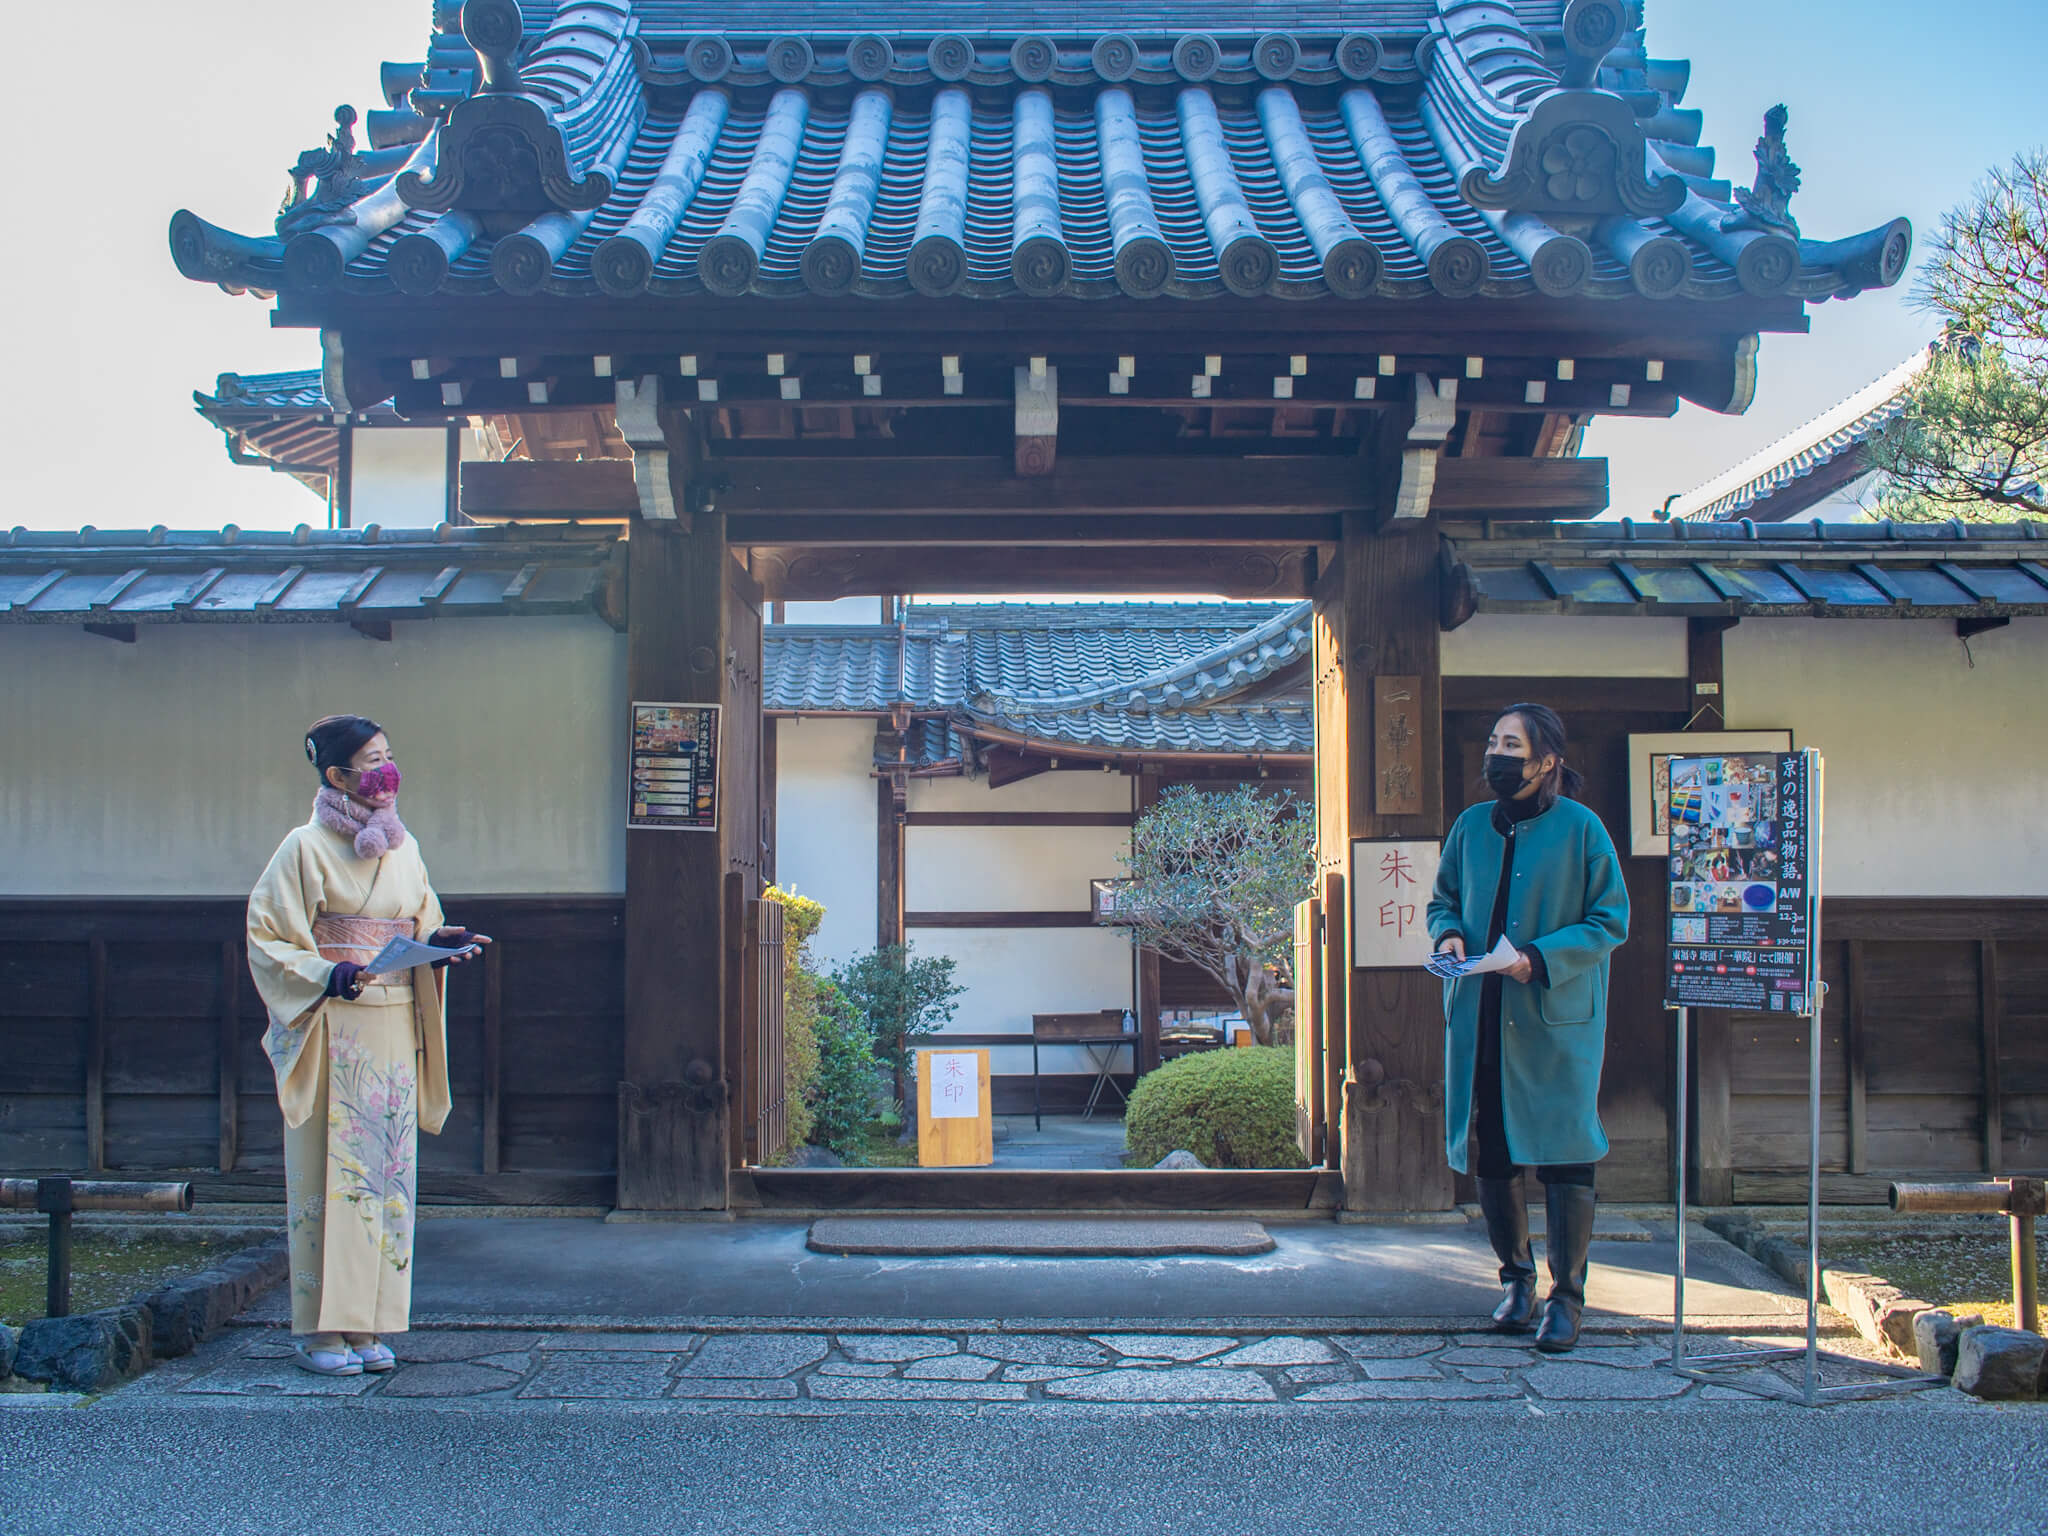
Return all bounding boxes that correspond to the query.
[0,897,625,1206]
[3,894,2041,1204]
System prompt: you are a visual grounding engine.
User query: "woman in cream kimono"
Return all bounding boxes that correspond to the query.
[247,714,487,1375]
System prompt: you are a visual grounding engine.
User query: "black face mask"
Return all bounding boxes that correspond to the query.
[1484,753,1531,799]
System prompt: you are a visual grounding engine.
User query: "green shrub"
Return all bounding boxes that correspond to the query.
[809,979,881,1163]
[1123,1047,1305,1170]
[833,943,966,1074]
[763,887,825,1161]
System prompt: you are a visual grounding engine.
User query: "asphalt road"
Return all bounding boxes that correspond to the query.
[3,1399,2040,1536]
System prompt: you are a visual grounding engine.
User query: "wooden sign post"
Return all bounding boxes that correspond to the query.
[917,1048,993,1167]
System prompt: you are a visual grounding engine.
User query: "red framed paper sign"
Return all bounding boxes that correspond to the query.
[1350,838,1441,969]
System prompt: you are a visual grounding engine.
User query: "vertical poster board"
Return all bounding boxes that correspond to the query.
[629,702,719,831]
[1350,839,1441,969]
[1664,750,1815,1014]
[917,1048,993,1167]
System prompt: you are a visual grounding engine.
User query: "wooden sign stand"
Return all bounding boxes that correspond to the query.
[916,1048,993,1168]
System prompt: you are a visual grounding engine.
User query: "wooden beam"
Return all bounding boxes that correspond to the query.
[619,409,732,1211]
[1686,616,1737,729]
[732,513,1339,546]
[1445,676,1690,716]
[751,544,1315,601]
[904,911,1096,929]
[1429,456,1609,518]
[462,457,636,517]
[903,812,1135,827]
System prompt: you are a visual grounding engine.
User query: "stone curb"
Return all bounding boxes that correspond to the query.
[10,1236,287,1394]
[1704,1214,1929,1359]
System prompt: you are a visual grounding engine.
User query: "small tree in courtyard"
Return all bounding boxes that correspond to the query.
[1113,784,1316,1046]
[1871,150,2048,521]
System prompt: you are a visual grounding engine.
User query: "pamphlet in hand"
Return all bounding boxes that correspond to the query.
[1423,935,1524,981]
[362,935,477,977]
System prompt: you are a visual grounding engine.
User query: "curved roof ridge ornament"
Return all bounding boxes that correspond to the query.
[1559,0,1630,89]
[1459,89,1685,221]
[396,0,629,216]
[1433,0,1556,112]
[1728,103,1802,239]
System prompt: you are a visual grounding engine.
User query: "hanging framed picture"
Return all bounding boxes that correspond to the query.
[1626,730,1792,858]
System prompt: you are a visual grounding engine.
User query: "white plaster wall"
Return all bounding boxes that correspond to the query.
[917,927,1137,1076]
[1725,617,2048,896]
[779,598,890,625]
[349,427,451,527]
[1443,614,1688,676]
[773,716,878,969]
[906,825,1128,911]
[908,768,1133,814]
[0,618,625,896]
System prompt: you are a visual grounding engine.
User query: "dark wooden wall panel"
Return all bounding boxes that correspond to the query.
[103,1094,217,1170]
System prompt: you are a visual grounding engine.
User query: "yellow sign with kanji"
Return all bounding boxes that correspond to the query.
[917,1048,994,1166]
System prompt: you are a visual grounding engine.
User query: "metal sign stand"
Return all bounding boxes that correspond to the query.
[1660,750,1944,1405]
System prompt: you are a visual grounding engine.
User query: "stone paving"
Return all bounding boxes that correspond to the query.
[108,1322,1995,1413]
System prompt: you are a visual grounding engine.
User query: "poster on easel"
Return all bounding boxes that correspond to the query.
[628,702,720,831]
[1663,750,1814,1014]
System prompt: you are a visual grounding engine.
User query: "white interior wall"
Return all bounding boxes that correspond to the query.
[773,716,879,969]
[905,824,1129,911]
[0,618,625,896]
[916,927,1137,1076]
[1443,614,1688,676]
[348,426,451,528]
[779,598,889,625]
[1725,617,2048,896]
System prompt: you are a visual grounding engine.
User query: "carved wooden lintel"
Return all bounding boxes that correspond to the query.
[1462,90,1684,220]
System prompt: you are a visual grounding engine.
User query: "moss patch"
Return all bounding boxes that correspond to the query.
[1825,1229,2048,1334]
[858,1123,921,1168]
[0,1229,253,1328]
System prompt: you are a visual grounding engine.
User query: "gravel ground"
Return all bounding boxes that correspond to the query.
[1825,1228,2047,1331]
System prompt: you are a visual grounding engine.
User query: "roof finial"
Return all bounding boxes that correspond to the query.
[276,105,364,237]
[1732,104,1802,238]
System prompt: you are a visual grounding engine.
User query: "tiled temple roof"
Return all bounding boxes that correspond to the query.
[170,0,1910,305]
[194,370,401,486]
[1667,349,1929,523]
[1442,516,2048,619]
[766,600,1315,760]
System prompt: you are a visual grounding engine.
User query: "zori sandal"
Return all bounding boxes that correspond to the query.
[291,1342,364,1376]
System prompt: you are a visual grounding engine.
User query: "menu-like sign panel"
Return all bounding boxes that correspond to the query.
[629,702,719,831]
[1664,750,1815,1014]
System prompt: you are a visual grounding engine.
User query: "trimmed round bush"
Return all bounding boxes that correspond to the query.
[1124,1046,1305,1170]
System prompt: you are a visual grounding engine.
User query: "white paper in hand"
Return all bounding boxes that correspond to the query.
[362,936,475,976]
[1423,936,1524,981]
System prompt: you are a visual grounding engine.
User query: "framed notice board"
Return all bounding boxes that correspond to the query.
[1664,749,1818,1014]
[628,702,720,831]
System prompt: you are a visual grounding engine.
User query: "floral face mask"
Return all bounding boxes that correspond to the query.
[351,762,402,797]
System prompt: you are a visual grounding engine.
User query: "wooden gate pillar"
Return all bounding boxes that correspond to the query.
[1314,501,1455,1211]
[618,407,733,1211]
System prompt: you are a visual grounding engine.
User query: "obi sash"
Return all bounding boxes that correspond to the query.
[313,915,415,1002]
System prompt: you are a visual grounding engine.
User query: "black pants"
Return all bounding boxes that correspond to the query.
[1474,983,1595,1188]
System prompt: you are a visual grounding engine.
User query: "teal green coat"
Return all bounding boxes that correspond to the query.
[1425,796,1630,1172]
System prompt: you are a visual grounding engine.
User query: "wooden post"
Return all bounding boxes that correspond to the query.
[876,776,903,949]
[618,410,733,1211]
[217,938,240,1174]
[1981,939,2003,1175]
[85,938,107,1173]
[481,942,504,1176]
[1320,870,1347,1175]
[1846,939,1868,1175]
[1686,616,1736,728]
[1322,491,1452,1210]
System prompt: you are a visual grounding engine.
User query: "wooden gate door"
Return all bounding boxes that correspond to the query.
[1293,895,1325,1163]
[734,893,788,1167]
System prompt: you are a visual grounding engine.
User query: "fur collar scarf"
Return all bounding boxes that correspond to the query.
[314,785,408,860]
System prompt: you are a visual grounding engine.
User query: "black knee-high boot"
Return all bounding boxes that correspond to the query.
[1536,1182,1597,1353]
[1475,1176,1537,1333]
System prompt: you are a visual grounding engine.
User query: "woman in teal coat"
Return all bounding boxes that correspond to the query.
[1426,703,1629,1352]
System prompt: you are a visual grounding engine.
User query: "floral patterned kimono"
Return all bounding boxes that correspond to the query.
[246,818,451,1335]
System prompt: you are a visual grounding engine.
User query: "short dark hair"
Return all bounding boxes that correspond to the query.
[305,715,383,781]
[1494,703,1585,810]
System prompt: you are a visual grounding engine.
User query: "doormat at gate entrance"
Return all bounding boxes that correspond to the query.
[806,1217,1275,1258]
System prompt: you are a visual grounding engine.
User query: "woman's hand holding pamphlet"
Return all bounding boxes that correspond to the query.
[1423,935,1524,981]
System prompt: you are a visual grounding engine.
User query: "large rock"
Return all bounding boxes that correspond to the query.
[1914,1309,1985,1378]
[783,1145,845,1168]
[1153,1150,1207,1170]
[1953,1325,2047,1401]
[0,1321,16,1379]
[14,1306,154,1393]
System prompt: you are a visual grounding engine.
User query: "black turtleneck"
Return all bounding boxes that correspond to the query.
[1482,793,1550,993]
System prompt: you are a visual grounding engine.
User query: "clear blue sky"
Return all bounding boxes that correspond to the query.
[0,1,2040,533]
